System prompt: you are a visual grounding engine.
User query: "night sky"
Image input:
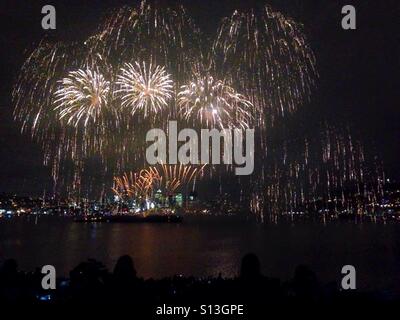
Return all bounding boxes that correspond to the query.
[0,0,398,196]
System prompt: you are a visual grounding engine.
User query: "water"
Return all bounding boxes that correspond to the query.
[0,216,399,292]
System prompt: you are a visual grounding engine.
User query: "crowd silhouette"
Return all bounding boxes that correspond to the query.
[0,253,393,308]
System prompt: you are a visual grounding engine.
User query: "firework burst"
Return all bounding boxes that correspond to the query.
[113,164,204,199]
[178,74,253,129]
[213,5,318,126]
[146,164,204,195]
[12,1,387,223]
[115,62,173,117]
[113,170,154,200]
[95,1,202,82]
[12,40,116,192]
[54,69,111,127]
[148,164,204,195]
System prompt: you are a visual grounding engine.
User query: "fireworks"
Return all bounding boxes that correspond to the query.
[11,40,116,193]
[12,0,385,221]
[94,2,201,81]
[116,62,173,117]
[213,6,317,126]
[147,164,204,195]
[113,164,204,199]
[113,170,154,200]
[54,69,111,127]
[178,75,253,129]
[249,123,385,220]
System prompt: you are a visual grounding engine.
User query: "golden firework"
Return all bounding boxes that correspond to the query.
[178,75,252,129]
[54,69,111,127]
[115,62,173,117]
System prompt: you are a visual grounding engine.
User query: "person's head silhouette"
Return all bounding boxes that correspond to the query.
[113,255,137,279]
[240,253,261,280]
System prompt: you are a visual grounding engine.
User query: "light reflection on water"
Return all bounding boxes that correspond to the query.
[0,217,399,292]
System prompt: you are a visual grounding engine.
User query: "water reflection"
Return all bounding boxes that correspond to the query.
[0,217,399,292]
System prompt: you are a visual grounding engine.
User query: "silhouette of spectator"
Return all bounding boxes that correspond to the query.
[0,256,380,306]
[238,253,281,305]
[238,254,264,304]
[110,255,142,303]
[240,253,261,281]
[113,255,137,281]
[69,259,108,303]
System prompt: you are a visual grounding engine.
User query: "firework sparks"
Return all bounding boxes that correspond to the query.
[146,164,204,195]
[95,1,201,81]
[213,5,318,126]
[54,69,111,127]
[13,0,384,222]
[178,75,253,129]
[113,164,204,199]
[250,123,385,220]
[113,170,154,200]
[115,62,173,117]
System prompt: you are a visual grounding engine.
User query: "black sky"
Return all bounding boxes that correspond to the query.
[0,0,399,195]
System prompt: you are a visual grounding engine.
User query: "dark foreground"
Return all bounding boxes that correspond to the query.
[0,254,398,316]
[2,217,400,290]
